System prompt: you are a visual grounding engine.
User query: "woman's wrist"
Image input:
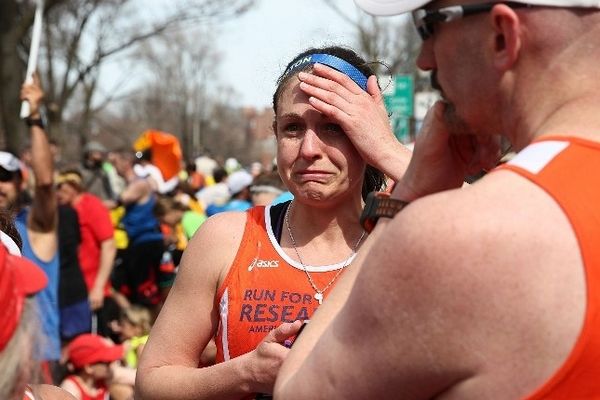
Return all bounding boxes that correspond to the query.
[235,352,257,395]
[377,141,412,183]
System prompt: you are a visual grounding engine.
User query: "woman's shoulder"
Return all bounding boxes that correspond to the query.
[199,209,252,237]
[180,210,254,278]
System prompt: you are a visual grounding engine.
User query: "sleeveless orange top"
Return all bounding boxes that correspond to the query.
[214,204,358,363]
[496,136,600,399]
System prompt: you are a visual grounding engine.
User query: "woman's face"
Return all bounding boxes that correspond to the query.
[275,78,365,205]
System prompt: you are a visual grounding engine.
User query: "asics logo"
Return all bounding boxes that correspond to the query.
[248,258,280,271]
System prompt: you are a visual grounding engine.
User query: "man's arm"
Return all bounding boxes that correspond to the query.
[275,193,481,399]
[119,178,151,206]
[89,237,116,310]
[21,73,56,234]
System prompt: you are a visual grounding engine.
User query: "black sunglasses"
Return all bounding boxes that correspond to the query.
[0,168,17,183]
[412,2,531,40]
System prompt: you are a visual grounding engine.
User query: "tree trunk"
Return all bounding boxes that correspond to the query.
[0,1,28,153]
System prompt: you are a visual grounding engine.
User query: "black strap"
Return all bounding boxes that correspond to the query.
[269,200,291,244]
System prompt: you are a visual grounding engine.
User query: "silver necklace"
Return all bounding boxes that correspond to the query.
[284,201,366,304]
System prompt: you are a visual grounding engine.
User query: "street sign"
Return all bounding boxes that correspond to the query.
[414,91,440,120]
[382,75,414,142]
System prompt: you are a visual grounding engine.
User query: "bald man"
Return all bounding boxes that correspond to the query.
[275,1,600,399]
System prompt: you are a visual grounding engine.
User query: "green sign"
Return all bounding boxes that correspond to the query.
[389,115,410,143]
[383,75,414,142]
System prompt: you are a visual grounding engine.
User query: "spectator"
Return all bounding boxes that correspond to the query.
[154,195,206,243]
[57,205,90,340]
[205,169,253,216]
[81,141,115,202]
[249,171,287,207]
[113,305,152,369]
[110,149,165,310]
[0,228,47,399]
[195,166,229,210]
[60,334,124,400]
[56,169,116,337]
[13,73,61,381]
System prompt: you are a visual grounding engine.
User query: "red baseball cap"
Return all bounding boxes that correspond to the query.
[0,233,48,352]
[67,334,124,369]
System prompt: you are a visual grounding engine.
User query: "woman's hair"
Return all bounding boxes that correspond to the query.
[0,299,41,400]
[121,305,152,335]
[272,45,386,199]
[0,209,21,251]
[153,195,189,218]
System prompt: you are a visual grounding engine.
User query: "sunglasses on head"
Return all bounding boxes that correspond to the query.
[412,2,532,41]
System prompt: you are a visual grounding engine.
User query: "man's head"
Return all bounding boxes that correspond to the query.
[354,0,600,16]
[0,152,23,212]
[356,0,600,148]
[56,170,84,206]
[83,141,107,169]
[111,148,136,178]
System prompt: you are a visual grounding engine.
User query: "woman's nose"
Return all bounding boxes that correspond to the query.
[299,129,322,160]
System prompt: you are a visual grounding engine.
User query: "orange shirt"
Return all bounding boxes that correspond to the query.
[214,205,356,363]
[497,136,600,399]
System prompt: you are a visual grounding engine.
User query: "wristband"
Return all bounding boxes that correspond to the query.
[25,117,45,129]
[360,191,409,233]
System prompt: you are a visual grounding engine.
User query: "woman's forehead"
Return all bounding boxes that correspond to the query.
[276,79,312,113]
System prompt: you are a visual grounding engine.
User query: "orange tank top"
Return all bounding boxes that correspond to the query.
[214,204,357,363]
[496,136,600,399]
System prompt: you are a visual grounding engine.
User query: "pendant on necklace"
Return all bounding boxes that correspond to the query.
[314,292,324,305]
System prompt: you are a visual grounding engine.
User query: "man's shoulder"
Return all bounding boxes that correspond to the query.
[386,171,554,264]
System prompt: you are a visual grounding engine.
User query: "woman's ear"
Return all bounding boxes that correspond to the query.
[489,4,523,71]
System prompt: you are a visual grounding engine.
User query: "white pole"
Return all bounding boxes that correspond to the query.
[20,0,45,119]
[91,312,98,335]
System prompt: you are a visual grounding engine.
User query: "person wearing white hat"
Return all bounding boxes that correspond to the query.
[276,1,600,399]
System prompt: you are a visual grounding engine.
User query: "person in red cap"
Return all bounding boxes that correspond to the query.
[60,333,124,400]
[0,230,47,399]
[0,228,75,400]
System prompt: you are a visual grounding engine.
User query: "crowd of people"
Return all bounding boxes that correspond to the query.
[0,71,291,399]
[3,0,600,398]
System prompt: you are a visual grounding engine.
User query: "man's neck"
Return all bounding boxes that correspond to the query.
[510,94,600,150]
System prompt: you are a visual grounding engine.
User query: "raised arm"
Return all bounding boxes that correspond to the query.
[20,73,56,233]
[296,63,412,182]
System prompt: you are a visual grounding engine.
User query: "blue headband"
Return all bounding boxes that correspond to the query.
[282,53,369,92]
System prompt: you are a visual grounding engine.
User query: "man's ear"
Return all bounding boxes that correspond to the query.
[489,4,523,71]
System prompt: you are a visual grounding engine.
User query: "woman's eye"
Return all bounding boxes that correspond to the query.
[323,123,343,135]
[283,123,302,135]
